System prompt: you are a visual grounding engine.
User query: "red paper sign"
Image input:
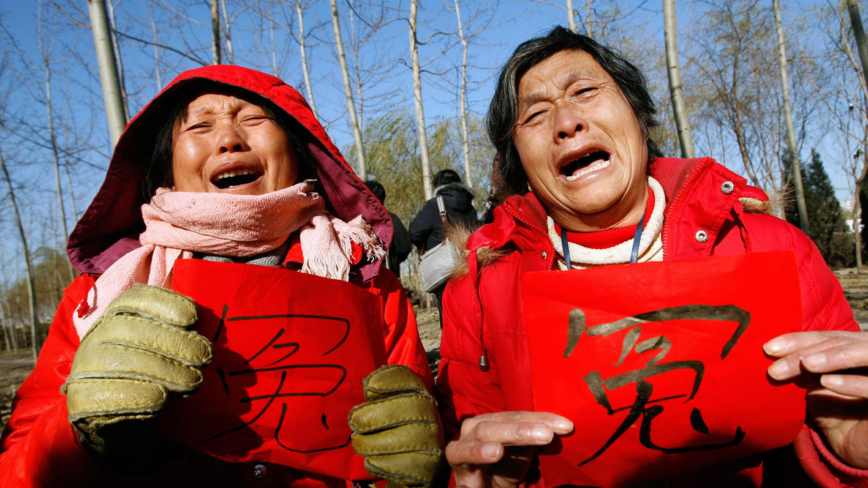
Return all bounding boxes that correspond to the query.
[521,251,805,487]
[159,259,387,480]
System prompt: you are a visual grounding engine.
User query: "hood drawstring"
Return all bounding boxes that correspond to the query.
[732,206,754,254]
[467,250,489,371]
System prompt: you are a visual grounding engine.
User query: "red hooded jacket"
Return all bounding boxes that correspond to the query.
[436,157,868,487]
[0,66,432,487]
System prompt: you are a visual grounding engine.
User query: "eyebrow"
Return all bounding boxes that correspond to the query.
[519,68,597,109]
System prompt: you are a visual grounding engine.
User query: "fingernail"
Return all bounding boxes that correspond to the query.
[481,443,500,460]
[822,375,844,387]
[532,426,553,442]
[768,360,789,379]
[803,353,827,370]
[555,419,574,432]
[764,339,785,355]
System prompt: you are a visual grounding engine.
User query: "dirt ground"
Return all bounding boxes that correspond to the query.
[0,350,36,432]
[834,268,868,330]
[3,267,867,434]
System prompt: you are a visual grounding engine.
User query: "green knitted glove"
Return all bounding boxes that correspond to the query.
[63,284,212,458]
[349,365,445,487]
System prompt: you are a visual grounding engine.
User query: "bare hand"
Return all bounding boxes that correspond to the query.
[445,411,573,488]
[765,331,868,468]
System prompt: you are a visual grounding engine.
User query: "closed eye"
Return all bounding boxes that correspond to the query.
[523,110,545,124]
[184,122,211,132]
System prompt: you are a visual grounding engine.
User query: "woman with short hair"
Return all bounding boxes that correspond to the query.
[438,26,868,487]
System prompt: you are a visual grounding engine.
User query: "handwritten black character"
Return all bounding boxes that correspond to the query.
[204,309,352,453]
[563,305,750,466]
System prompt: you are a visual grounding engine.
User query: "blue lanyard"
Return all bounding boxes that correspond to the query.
[560,213,646,268]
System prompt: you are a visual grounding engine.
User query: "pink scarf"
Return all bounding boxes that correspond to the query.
[72,181,385,339]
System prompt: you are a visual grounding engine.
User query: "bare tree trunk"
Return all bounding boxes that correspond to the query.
[567,0,576,33]
[349,0,362,125]
[454,0,473,189]
[853,193,863,271]
[63,160,79,224]
[87,0,128,147]
[37,1,75,281]
[0,150,41,360]
[586,0,592,37]
[106,0,130,121]
[211,0,221,64]
[220,0,234,64]
[2,319,11,353]
[43,71,75,281]
[149,2,162,90]
[409,0,433,199]
[330,0,367,180]
[848,0,868,83]
[296,0,318,119]
[773,0,809,233]
[663,0,695,159]
[2,291,18,353]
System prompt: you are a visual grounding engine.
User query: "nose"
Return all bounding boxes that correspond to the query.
[216,125,249,154]
[553,104,588,141]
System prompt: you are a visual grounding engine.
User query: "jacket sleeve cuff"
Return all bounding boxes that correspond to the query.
[795,423,868,488]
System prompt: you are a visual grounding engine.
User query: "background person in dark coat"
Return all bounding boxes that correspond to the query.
[365,180,411,274]
[409,169,479,320]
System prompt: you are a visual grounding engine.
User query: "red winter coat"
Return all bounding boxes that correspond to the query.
[0,66,432,488]
[436,157,867,487]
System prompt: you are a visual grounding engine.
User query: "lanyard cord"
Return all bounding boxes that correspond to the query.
[560,213,647,268]
[630,213,646,264]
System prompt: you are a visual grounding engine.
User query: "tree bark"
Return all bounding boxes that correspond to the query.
[296,0,318,119]
[330,0,367,180]
[63,157,79,224]
[2,292,18,352]
[663,0,695,159]
[567,0,576,33]
[211,0,221,65]
[0,150,41,360]
[106,0,130,121]
[409,0,433,199]
[87,0,128,148]
[37,1,76,281]
[773,0,809,233]
[349,0,363,125]
[43,68,75,281]
[220,0,234,64]
[2,319,11,353]
[454,0,473,189]
[586,0,592,37]
[149,1,162,90]
[848,0,868,83]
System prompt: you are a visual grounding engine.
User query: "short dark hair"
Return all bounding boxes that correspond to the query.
[487,26,662,195]
[144,80,317,198]
[364,180,386,204]
[433,169,461,188]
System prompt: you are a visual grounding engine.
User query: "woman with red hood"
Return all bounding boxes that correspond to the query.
[0,66,442,487]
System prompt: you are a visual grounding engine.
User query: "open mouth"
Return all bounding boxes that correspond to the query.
[211,169,262,189]
[561,150,611,181]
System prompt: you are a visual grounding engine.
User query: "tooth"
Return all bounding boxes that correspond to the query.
[565,159,610,181]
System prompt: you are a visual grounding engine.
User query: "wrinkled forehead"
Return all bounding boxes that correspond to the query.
[518,50,610,101]
[172,84,269,126]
